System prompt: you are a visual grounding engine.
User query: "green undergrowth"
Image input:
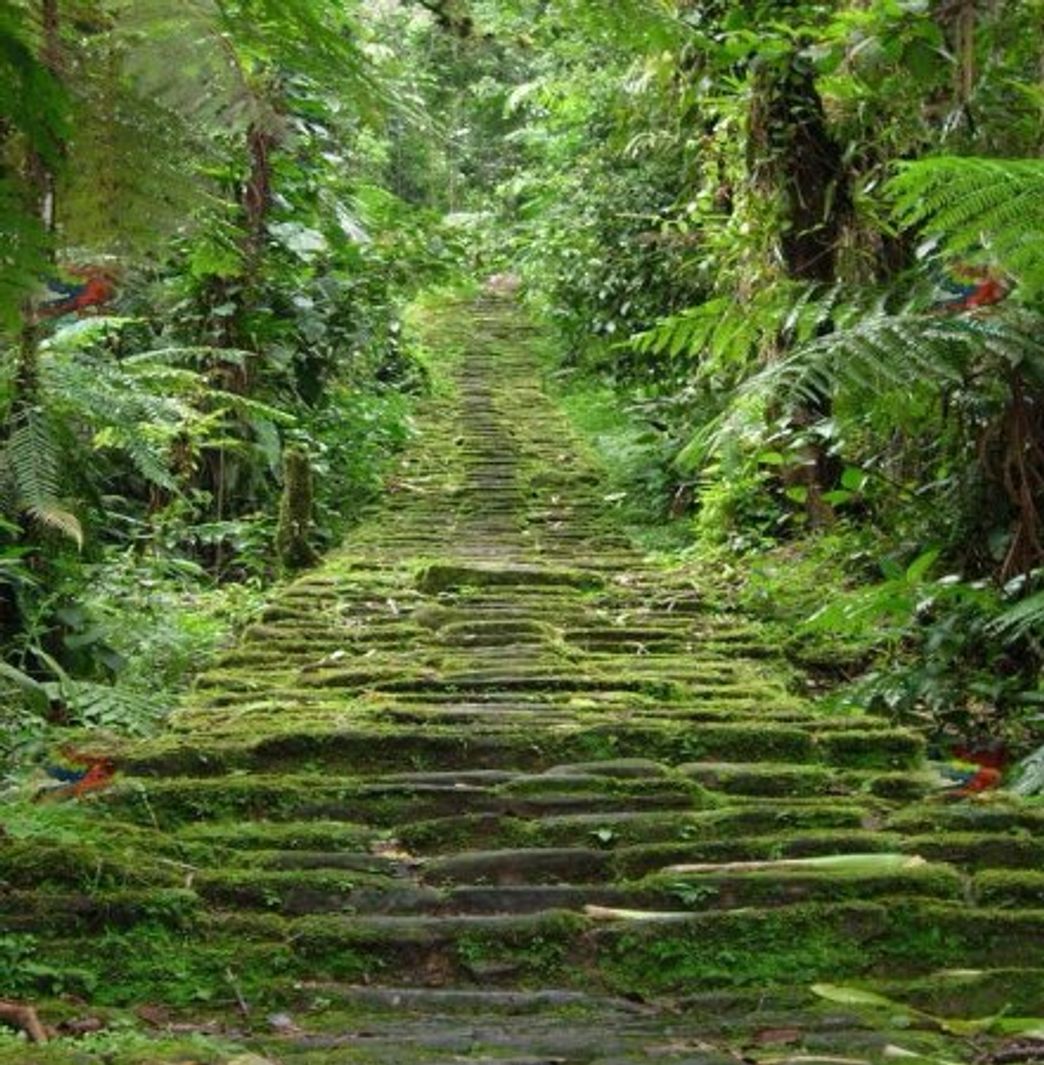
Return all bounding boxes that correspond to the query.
[541,359,882,674]
[541,364,691,552]
[0,1030,242,1065]
[544,349,1043,746]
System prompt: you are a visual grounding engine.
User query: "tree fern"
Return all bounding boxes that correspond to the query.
[0,2,70,329]
[120,0,383,133]
[0,0,67,159]
[889,157,1044,300]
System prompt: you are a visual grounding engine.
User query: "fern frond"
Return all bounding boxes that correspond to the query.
[119,0,384,135]
[1011,744,1044,798]
[986,588,1044,641]
[889,157,1044,300]
[630,282,894,383]
[0,2,68,159]
[40,352,192,491]
[4,409,83,547]
[208,389,297,427]
[59,678,170,732]
[745,308,1044,411]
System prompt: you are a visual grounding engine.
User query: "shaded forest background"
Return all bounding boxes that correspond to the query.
[2,0,1044,777]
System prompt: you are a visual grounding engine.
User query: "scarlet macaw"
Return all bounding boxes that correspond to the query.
[37,265,118,319]
[935,264,1009,314]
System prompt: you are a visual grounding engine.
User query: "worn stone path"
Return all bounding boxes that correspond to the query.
[4,297,1044,1063]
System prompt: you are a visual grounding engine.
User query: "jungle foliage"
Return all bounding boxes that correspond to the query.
[2,0,1044,763]
[0,0,466,762]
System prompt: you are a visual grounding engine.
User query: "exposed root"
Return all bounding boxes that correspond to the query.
[0,1000,49,1043]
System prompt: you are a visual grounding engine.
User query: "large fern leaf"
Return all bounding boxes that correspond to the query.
[889,157,1044,300]
[709,291,1044,406]
[4,409,83,547]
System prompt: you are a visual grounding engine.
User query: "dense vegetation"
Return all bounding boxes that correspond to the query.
[2,0,1044,775]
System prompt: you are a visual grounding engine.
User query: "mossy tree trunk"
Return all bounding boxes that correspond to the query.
[275,446,318,572]
[747,49,850,526]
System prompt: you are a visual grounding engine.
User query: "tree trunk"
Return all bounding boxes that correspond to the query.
[243,120,275,285]
[748,50,850,526]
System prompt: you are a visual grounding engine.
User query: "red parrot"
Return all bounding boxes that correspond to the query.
[39,746,116,801]
[38,265,118,319]
[936,265,1009,314]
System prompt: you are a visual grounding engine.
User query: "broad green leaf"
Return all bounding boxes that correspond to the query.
[811,984,905,1010]
[841,467,867,491]
[905,548,940,583]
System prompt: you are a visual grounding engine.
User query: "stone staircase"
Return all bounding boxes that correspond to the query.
[3,297,1043,1063]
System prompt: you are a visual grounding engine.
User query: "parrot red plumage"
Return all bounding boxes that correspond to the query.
[38,746,116,802]
[38,265,118,319]
[935,265,1009,314]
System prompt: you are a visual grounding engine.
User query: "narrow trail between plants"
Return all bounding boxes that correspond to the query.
[9,296,1044,1063]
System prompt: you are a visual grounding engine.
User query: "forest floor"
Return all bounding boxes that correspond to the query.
[2,295,1043,1065]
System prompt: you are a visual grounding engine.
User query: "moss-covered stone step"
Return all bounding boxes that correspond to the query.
[886,801,1044,835]
[0,838,186,890]
[899,831,1044,869]
[243,1009,966,1065]
[417,563,604,593]
[261,901,1044,991]
[0,888,201,933]
[94,773,717,828]
[609,830,909,878]
[678,761,935,800]
[399,802,877,853]
[120,721,922,777]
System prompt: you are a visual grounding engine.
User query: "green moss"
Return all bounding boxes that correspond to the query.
[901,832,1044,870]
[0,888,200,935]
[611,829,907,878]
[975,869,1044,906]
[416,563,603,593]
[887,803,1044,835]
[679,762,835,797]
[0,919,290,1007]
[874,967,1044,1017]
[641,863,965,909]
[0,1030,240,1065]
[817,728,925,769]
[195,868,395,912]
[595,901,1044,994]
[0,839,181,891]
[176,819,376,851]
[864,771,935,801]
